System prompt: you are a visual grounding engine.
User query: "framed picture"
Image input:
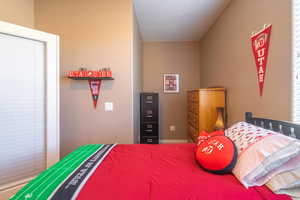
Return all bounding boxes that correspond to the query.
[164,74,179,93]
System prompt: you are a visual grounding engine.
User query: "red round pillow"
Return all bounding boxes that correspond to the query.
[197,130,224,146]
[196,135,237,174]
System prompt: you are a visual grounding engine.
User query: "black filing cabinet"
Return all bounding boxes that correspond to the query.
[140,93,159,144]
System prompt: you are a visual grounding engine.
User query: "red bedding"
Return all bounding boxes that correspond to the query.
[77,143,291,200]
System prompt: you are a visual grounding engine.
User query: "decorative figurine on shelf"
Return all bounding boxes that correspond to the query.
[68,67,113,78]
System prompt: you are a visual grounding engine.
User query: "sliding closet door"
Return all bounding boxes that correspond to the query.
[0,33,46,189]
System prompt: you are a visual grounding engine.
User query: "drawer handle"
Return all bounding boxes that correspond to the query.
[145,130,153,132]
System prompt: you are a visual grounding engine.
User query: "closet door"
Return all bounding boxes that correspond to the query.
[0,33,46,189]
[0,22,59,193]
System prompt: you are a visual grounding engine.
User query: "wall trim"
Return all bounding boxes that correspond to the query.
[160,139,188,143]
[0,183,26,199]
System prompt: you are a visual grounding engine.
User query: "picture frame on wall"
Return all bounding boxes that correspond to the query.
[163,74,179,93]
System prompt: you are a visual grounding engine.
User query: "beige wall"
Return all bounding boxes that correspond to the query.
[35,0,135,157]
[200,0,292,125]
[143,42,200,140]
[132,12,142,143]
[0,0,34,28]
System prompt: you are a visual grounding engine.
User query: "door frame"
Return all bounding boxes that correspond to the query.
[0,21,60,192]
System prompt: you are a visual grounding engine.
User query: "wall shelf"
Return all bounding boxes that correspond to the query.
[67,69,114,108]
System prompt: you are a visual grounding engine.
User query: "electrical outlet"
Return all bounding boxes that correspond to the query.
[170,125,176,132]
[104,102,113,111]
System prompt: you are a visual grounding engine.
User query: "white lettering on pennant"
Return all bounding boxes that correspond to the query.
[259,74,264,82]
[259,66,264,74]
[257,48,265,57]
[257,57,265,65]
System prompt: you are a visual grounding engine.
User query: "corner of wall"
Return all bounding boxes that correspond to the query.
[132,6,143,143]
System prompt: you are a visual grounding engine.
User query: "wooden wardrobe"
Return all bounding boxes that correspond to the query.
[187,88,226,142]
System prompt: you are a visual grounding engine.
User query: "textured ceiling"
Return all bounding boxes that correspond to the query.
[134,0,231,41]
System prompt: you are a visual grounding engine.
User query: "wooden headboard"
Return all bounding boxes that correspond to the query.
[245,112,300,139]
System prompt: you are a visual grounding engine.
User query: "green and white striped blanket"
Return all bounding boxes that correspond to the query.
[10,144,116,200]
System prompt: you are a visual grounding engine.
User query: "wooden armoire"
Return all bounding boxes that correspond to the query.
[187,88,226,142]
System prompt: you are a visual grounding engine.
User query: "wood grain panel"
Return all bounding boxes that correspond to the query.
[187,88,226,142]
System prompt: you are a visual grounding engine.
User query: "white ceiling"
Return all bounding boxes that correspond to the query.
[134,0,231,42]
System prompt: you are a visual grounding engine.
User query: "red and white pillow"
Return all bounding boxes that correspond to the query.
[225,122,300,188]
[196,135,237,174]
[197,130,224,146]
[225,122,274,155]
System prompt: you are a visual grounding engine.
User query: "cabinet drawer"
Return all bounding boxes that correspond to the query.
[193,103,199,114]
[141,123,158,137]
[188,102,199,114]
[141,93,157,104]
[188,112,199,129]
[187,92,192,102]
[141,136,159,144]
[188,102,193,113]
[192,91,199,102]
[188,91,199,103]
[141,108,158,122]
[141,93,159,122]
[188,126,199,142]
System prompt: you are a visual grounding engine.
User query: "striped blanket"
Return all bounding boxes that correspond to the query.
[10,144,116,200]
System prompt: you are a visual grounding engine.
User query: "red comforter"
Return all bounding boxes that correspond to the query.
[77,143,291,200]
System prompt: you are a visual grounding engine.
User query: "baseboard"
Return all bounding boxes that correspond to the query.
[0,184,25,199]
[160,139,188,144]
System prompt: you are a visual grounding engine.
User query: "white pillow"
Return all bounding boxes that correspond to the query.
[266,166,300,193]
[225,122,300,188]
[272,187,300,199]
[256,153,300,186]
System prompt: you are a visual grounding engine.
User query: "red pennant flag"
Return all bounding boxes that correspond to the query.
[251,25,272,97]
[88,80,101,108]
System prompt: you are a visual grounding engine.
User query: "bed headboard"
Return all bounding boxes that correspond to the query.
[245,112,300,139]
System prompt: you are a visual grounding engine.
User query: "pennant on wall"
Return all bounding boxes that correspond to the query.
[88,80,101,108]
[251,24,272,97]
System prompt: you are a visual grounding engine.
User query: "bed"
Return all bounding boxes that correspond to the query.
[10,112,299,200]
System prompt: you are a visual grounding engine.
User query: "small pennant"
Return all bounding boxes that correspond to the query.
[88,80,101,108]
